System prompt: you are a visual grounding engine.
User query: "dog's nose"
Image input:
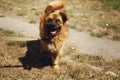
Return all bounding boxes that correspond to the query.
[50,22,56,27]
[49,21,58,27]
[51,21,56,25]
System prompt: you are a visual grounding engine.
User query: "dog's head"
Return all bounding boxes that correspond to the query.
[44,5,68,36]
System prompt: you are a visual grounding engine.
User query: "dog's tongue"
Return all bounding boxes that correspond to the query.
[50,31,57,35]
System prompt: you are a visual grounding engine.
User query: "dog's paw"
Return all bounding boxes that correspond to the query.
[53,64,59,71]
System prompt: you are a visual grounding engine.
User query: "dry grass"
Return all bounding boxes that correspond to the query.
[0,40,120,80]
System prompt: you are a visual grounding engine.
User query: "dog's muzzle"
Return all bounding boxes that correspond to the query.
[46,20,61,35]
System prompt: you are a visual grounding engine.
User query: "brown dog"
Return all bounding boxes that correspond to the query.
[39,0,68,70]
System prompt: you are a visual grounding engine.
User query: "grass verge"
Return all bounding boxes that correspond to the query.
[6,41,26,48]
[0,28,15,37]
[0,28,24,37]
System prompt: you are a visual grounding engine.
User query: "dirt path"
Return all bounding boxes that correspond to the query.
[0,17,120,60]
[0,17,39,38]
[66,29,120,60]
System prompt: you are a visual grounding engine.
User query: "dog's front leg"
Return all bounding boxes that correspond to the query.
[50,52,60,70]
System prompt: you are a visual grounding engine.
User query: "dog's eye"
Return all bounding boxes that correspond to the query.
[56,19,61,24]
[47,18,53,23]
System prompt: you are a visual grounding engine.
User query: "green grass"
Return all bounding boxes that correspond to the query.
[17,11,26,16]
[29,19,37,24]
[90,30,108,38]
[6,41,27,48]
[0,28,24,37]
[100,0,120,10]
[0,28,15,37]
[0,14,5,17]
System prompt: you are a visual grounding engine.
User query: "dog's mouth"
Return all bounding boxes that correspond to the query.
[47,24,61,35]
[50,30,57,35]
[49,27,61,35]
[42,29,60,41]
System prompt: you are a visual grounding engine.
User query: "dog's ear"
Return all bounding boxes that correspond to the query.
[45,5,54,15]
[59,12,68,23]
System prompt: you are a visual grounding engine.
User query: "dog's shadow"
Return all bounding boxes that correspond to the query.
[19,40,52,70]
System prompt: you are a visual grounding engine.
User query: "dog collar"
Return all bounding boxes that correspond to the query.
[41,35,55,41]
[41,36,50,41]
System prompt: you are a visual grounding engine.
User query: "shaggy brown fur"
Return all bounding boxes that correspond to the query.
[39,0,68,70]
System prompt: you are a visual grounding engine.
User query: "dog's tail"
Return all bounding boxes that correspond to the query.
[49,0,66,10]
[45,0,66,14]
